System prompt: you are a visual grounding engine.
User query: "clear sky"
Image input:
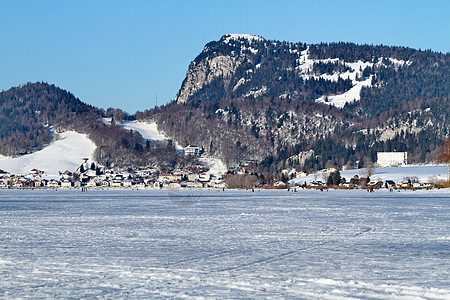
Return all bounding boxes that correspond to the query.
[1,0,449,114]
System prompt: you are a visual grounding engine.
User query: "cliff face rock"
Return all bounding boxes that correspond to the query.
[155,34,450,171]
[176,54,244,103]
[175,33,450,120]
[175,34,265,103]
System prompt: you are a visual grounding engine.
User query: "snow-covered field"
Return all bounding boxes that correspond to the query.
[1,189,449,298]
[292,164,449,186]
[0,131,96,177]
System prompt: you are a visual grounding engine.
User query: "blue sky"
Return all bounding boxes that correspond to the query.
[1,0,449,113]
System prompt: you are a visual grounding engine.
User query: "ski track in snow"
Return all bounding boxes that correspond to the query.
[0,189,449,299]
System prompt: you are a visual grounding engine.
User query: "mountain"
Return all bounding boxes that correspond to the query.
[0,82,178,170]
[2,34,449,179]
[141,34,450,175]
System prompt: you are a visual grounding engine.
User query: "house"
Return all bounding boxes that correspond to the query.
[47,179,60,188]
[111,180,122,187]
[101,180,110,187]
[187,173,200,182]
[34,180,43,187]
[198,174,211,182]
[74,181,82,188]
[86,180,98,187]
[211,180,227,189]
[186,181,203,188]
[122,180,133,187]
[384,180,396,188]
[184,145,203,156]
[377,152,407,167]
[159,174,182,182]
[134,183,146,189]
[61,180,72,188]
[167,182,181,189]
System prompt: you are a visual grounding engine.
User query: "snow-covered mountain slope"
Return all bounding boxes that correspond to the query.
[0,131,96,177]
[175,34,414,108]
[122,121,183,149]
[122,121,227,175]
[122,121,169,142]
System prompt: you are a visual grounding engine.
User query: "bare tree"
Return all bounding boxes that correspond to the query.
[438,137,450,182]
[360,161,376,179]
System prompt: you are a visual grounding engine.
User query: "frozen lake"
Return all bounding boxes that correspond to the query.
[0,189,449,299]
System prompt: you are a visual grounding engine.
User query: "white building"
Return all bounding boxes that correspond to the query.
[377,152,407,167]
[184,145,203,156]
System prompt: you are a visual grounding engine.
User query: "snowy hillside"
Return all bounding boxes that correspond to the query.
[0,131,96,177]
[296,47,410,108]
[122,121,227,175]
[122,121,183,149]
[291,164,448,185]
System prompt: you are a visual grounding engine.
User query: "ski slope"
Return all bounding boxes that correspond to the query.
[0,131,96,177]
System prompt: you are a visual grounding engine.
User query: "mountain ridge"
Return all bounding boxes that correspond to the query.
[1,34,449,179]
[143,34,450,174]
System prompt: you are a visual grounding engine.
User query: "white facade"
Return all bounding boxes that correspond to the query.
[377,152,407,167]
[184,145,203,156]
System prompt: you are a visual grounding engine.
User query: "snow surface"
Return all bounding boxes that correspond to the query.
[122,121,168,142]
[291,164,448,185]
[223,33,264,44]
[122,120,184,150]
[0,131,96,177]
[316,75,372,108]
[1,189,449,298]
[296,47,411,108]
[199,157,227,175]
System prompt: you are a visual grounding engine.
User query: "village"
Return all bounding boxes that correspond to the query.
[0,164,228,190]
[0,150,446,190]
[0,146,227,190]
